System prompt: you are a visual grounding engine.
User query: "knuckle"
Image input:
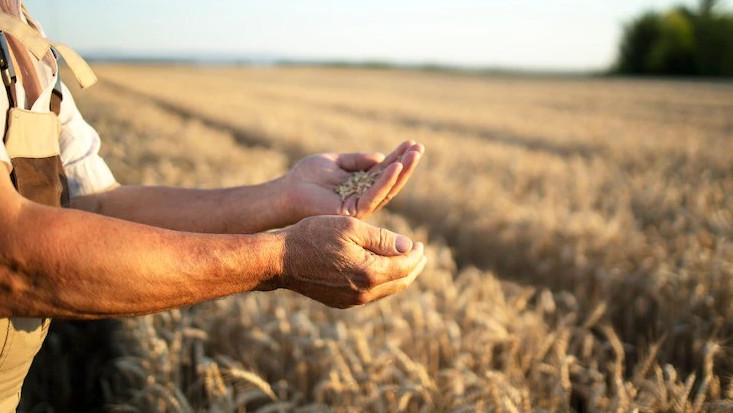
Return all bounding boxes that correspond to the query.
[302,216,322,232]
[378,228,391,251]
[340,216,358,232]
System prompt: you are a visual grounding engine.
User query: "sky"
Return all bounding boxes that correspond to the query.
[23,0,710,72]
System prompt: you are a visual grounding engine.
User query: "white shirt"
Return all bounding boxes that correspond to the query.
[0,2,116,197]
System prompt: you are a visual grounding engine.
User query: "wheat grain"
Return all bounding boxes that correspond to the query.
[334,170,379,201]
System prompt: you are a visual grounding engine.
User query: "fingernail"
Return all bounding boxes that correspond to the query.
[395,236,411,253]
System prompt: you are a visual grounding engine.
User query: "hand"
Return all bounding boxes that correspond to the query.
[261,215,427,309]
[284,141,424,220]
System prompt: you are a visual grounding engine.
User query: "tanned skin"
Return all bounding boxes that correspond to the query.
[70,142,424,233]
[0,142,427,319]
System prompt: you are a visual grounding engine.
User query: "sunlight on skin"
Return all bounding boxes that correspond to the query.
[285,140,425,221]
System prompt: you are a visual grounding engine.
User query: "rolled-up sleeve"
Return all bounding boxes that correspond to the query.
[57,82,117,197]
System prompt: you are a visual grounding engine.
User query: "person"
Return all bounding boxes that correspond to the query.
[0,1,426,411]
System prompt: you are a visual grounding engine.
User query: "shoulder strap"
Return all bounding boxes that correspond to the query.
[0,13,47,59]
[0,31,17,108]
[0,13,97,89]
[49,42,97,89]
[49,47,62,115]
[0,31,62,115]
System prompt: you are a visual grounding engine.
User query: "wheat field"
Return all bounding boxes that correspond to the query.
[20,66,733,412]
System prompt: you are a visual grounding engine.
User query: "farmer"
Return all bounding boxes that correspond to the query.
[0,1,426,410]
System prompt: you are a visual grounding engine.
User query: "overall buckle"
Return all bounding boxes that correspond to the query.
[0,32,17,88]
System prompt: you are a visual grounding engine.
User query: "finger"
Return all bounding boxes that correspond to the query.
[342,194,358,217]
[330,167,354,186]
[375,148,422,211]
[295,280,365,309]
[371,140,415,172]
[297,244,425,308]
[400,143,425,158]
[350,220,416,257]
[359,241,424,287]
[311,241,424,308]
[336,152,385,172]
[355,162,402,218]
[360,255,427,304]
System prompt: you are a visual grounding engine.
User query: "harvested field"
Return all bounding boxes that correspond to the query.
[22,66,733,412]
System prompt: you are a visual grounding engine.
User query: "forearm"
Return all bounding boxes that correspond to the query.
[0,198,284,319]
[69,178,295,234]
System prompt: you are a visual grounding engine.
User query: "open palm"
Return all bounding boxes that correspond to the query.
[285,141,424,220]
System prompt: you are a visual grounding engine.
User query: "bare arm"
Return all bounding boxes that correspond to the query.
[69,177,294,234]
[1,173,425,319]
[69,141,424,234]
[0,172,283,319]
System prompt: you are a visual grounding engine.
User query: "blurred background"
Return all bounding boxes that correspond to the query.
[25,0,733,76]
[14,0,733,412]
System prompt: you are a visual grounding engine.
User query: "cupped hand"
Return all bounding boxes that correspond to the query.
[285,140,424,221]
[262,215,427,308]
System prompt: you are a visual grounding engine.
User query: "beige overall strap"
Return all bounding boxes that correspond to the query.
[49,42,97,89]
[0,13,48,59]
[0,13,97,89]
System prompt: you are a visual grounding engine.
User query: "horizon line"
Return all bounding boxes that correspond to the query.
[78,50,608,75]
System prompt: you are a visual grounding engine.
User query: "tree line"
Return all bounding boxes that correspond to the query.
[615,0,733,77]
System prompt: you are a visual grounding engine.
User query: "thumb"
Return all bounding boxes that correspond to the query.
[353,222,413,256]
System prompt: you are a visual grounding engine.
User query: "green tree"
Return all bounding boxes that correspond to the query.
[616,12,662,74]
[700,0,721,16]
[614,0,733,77]
[648,9,696,74]
[695,0,733,76]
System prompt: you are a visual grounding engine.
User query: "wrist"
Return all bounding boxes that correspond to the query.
[230,230,286,291]
[279,173,323,224]
[275,173,301,224]
[259,230,286,286]
[219,176,295,233]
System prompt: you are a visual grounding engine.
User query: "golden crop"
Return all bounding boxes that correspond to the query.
[22,66,733,412]
[335,171,379,201]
